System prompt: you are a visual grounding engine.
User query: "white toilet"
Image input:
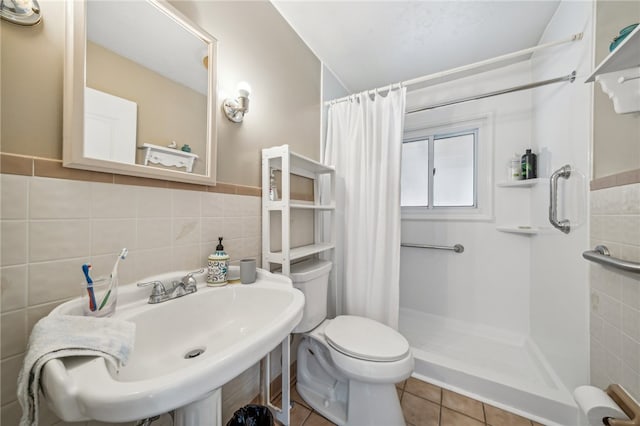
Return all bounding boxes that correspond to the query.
[291,259,414,426]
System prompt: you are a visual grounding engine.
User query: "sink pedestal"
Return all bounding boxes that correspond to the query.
[174,389,221,426]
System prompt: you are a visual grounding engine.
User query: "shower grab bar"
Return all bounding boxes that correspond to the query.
[401,243,464,253]
[582,245,640,274]
[549,164,572,234]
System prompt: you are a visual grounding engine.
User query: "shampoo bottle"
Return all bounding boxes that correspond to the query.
[521,149,537,179]
[207,237,229,286]
[509,153,522,181]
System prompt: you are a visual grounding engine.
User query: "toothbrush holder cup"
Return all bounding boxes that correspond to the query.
[81,275,118,317]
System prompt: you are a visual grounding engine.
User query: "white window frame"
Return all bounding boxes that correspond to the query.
[401,113,494,221]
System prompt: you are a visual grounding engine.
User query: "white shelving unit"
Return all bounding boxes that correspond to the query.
[262,145,335,275]
[495,178,547,235]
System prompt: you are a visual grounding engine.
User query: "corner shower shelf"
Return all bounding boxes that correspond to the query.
[496,178,546,188]
[496,226,540,235]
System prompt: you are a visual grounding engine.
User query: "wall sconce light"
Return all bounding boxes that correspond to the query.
[1,0,42,26]
[223,82,251,123]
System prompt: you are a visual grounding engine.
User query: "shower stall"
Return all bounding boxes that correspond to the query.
[398,3,593,425]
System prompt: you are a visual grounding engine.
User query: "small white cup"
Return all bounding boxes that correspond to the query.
[240,259,257,284]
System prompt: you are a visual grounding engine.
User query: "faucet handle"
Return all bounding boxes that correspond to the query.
[137,280,166,296]
[182,269,204,285]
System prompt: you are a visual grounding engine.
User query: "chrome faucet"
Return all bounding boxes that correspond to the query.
[137,269,204,304]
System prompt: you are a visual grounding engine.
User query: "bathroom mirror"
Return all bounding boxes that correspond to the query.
[63,0,218,184]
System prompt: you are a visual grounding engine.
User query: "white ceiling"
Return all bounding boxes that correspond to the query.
[272,1,561,94]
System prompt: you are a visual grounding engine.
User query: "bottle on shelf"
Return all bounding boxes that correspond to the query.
[269,168,278,201]
[521,149,537,179]
[508,153,522,181]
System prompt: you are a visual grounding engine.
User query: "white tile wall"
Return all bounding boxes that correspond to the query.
[590,182,640,399]
[0,174,262,425]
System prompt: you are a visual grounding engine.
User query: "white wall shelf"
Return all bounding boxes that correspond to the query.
[496,226,540,235]
[262,144,335,275]
[139,143,199,173]
[586,25,640,114]
[586,25,640,82]
[496,178,546,188]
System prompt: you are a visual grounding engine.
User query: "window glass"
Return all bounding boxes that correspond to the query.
[433,133,475,207]
[401,139,429,207]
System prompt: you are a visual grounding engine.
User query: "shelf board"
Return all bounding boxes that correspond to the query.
[496,178,547,188]
[264,146,335,176]
[290,203,335,210]
[290,151,335,175]
[266,243,335,263]
[586,25,640,82]
[496,226,540,235]
[264,202,335,211]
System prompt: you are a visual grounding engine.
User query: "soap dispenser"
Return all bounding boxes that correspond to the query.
[207,237,229,286]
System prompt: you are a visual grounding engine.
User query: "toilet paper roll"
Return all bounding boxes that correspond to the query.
[574,385,629,426]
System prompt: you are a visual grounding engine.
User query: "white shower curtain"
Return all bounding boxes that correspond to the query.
[323,88,406,329]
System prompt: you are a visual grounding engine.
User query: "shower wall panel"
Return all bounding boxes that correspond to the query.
[529,0,593,392]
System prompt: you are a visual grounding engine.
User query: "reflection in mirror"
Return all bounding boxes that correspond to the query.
[63,0,218,184]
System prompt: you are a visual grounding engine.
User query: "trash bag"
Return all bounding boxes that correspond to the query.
[226,404,274,426]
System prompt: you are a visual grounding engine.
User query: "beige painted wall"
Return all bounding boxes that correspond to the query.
[1,0,321,186]
[593,1,640,178]
[87,42,208,175]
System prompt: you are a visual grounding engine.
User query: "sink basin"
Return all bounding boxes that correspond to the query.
[41,269,304,424]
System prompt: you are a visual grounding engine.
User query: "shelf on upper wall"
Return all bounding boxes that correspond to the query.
[496,226,540,235]
[586,25,640,82]
[496,178,546,188]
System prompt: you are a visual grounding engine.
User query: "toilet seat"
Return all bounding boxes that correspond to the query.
[324,315,410,362]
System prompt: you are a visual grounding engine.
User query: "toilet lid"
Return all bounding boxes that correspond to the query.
[324,316,410,362]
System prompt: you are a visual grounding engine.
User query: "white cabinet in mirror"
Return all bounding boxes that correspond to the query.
[63,0,218,185]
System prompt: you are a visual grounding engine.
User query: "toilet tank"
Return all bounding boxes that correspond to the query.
[289,259,332,333]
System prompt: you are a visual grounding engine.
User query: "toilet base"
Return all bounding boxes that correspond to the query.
[347,381,404,426]
[297,331,407,426]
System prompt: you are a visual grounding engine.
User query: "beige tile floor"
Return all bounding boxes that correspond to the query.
[272,377,545,426]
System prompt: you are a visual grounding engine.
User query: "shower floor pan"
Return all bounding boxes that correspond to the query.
[399,307,578,426]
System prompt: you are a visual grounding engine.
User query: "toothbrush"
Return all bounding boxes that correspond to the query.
[110,248,128,279]
[82,264,97,311]
[98,248,128,310]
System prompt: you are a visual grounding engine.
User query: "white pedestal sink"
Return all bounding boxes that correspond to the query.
[41,269,304,425]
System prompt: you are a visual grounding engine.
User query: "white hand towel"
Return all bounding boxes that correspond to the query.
[17,314,135,426]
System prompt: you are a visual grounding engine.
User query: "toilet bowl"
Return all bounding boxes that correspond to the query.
[290,259,414,426]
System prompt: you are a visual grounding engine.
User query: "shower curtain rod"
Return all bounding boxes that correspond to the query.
[325,32,583,106]
[405,71,576,114]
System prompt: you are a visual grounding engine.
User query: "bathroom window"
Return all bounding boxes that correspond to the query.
[401,115,493,220]
[401,130,477,208]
